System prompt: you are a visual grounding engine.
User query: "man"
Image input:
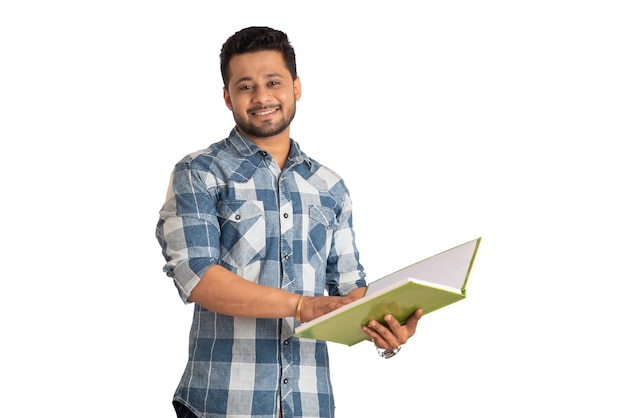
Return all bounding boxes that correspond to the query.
[156,26,421,418]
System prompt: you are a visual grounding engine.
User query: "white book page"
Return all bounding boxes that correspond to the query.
[367,239,479,294]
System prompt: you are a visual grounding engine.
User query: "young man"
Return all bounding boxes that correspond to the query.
[156,26,422,418]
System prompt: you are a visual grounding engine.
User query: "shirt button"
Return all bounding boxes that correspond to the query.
[283,339,289,345]
[235,214,241,220]
[283,213,289,218]
[283,379,289,384]
[261,151,267,156]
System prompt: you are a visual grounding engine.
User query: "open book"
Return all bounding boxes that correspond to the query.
[293,237,481,346]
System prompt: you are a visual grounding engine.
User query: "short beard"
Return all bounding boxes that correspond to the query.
[234,103,297,139]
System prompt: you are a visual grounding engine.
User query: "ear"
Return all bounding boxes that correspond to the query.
[223,87,233,110]
[294,77,302,101]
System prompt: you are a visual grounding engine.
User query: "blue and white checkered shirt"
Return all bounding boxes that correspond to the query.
[156,128,366,418]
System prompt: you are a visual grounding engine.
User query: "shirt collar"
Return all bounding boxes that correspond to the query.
[227,127,313,170]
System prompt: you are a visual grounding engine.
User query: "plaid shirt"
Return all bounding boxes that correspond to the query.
[156,128,366,418]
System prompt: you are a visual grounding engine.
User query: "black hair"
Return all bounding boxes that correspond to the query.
[220,26,297,88]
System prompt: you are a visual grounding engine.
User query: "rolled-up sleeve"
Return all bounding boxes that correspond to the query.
[156,158,221,302]
[325,184,367,297]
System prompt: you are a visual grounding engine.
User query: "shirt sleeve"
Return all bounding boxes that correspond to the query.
[324,187,367,296]
[156,158,221,303]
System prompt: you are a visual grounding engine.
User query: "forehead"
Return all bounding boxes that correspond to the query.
[228,50,290,82]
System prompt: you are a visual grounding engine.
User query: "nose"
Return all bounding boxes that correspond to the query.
[251,85,272,105]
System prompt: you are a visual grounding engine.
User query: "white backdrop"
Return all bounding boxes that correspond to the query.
[1,1,625,417]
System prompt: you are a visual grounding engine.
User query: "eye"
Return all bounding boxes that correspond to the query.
[238,84,253,91]
[268,80,280,87]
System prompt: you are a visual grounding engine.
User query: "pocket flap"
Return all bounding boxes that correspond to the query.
[309,205,337,229]
[217,200,264,222]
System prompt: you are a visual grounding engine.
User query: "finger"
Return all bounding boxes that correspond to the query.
[404,309,422,333]
[383,314,402,331]
[361,327,379,348]
[397,309,422,337]
[365,319,399,349]
[361,324,380,343]
[344,287,366,302]
[382,314,412,345]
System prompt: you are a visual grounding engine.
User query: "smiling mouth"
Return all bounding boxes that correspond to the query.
[250,106,279,116]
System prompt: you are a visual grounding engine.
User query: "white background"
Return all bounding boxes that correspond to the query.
[1,1,625,417]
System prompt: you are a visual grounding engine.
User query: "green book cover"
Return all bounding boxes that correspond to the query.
[293,237,481,346]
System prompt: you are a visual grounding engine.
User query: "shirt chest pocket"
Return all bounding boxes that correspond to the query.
[307,205,338,269]
[217,200,266,267]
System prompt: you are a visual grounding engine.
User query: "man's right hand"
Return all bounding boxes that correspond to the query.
[298,287,366,322]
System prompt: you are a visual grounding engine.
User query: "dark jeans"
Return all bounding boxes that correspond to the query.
[173,401,198,418]
[173,401,282,417]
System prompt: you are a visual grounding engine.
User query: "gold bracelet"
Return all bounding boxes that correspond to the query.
[295,295,306,323]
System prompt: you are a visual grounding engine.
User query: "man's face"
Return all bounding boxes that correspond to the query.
[223,50,301,141]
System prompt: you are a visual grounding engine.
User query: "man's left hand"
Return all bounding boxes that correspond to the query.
[362,309,423,351]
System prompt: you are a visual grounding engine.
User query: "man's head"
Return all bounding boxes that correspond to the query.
[220,27,301,142]
[220,26,297,89]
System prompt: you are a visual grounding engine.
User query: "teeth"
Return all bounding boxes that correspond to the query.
[255,109,276,116]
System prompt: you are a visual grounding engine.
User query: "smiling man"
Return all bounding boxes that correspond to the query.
[156,26,422,418]
[225,49,299,138]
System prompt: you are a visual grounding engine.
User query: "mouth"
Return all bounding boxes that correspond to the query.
[250,106,280,118]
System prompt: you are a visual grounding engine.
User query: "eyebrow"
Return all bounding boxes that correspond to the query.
[232,73,286,85]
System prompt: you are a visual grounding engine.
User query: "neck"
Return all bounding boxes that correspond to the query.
[245,130,291,170]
